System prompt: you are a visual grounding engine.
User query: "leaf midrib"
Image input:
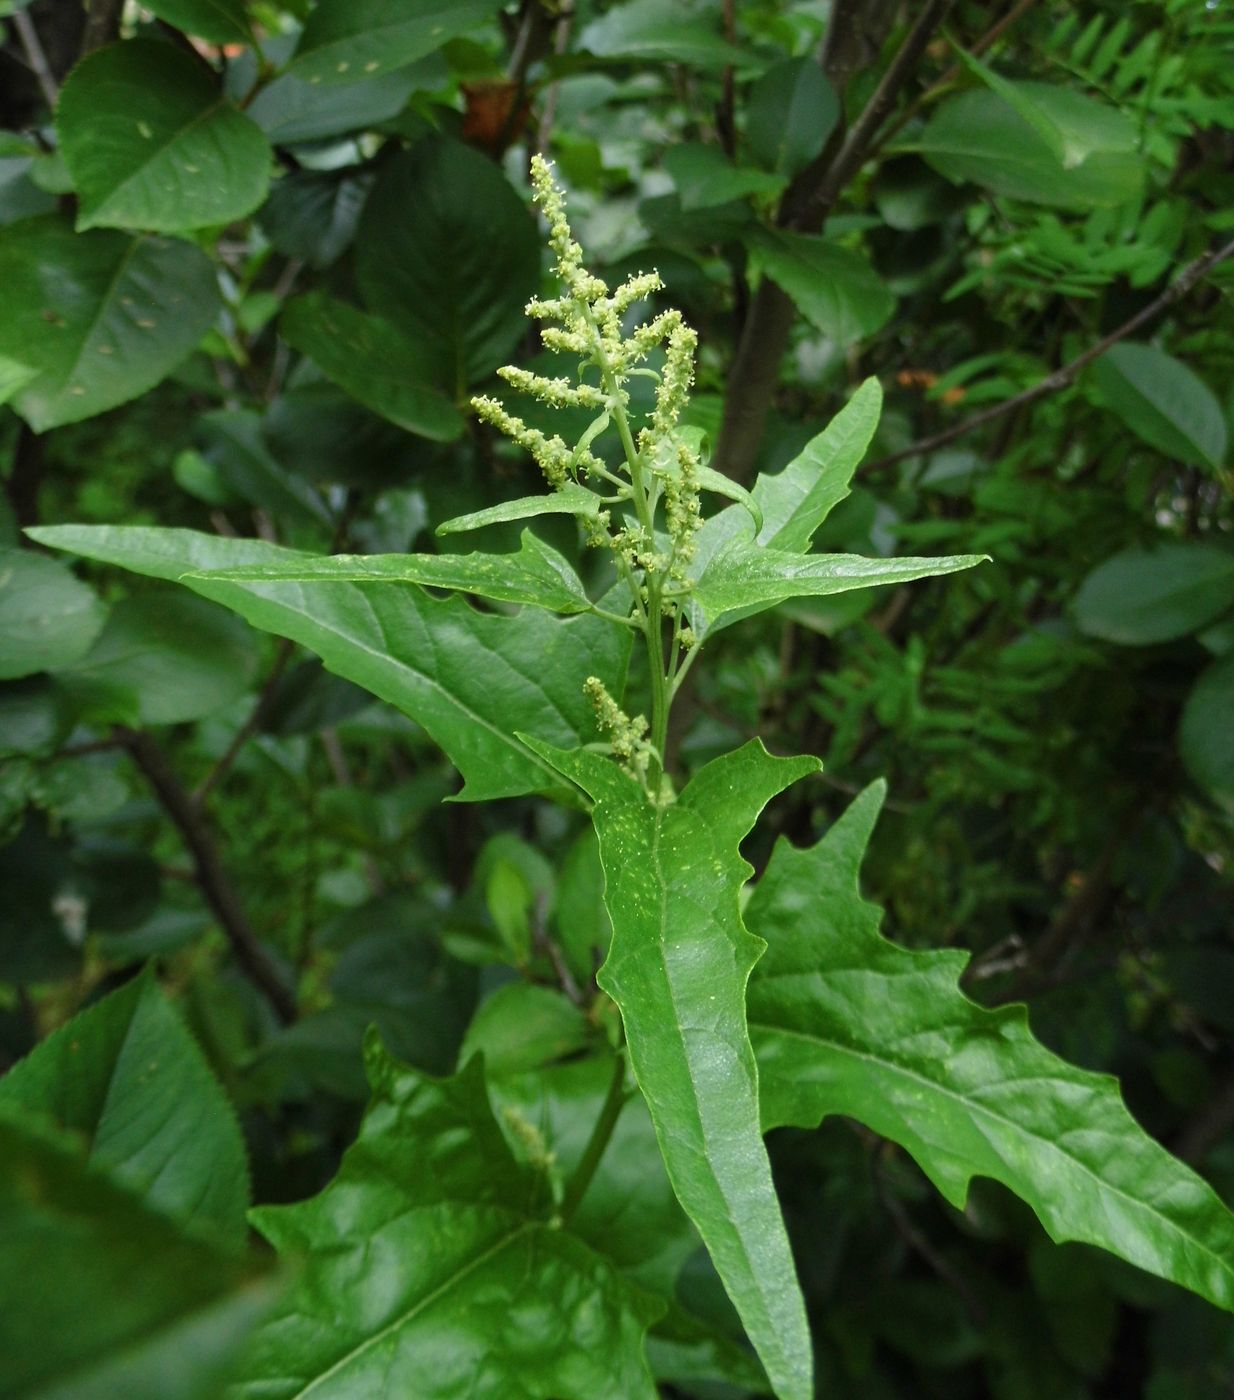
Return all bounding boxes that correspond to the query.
[750,1012,1234,1285]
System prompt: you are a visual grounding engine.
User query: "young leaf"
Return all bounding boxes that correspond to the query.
[746,229,895,345]
[1091,343,1227,470]
[747,784,1234,1314]
[0,1113,271,1400]
[235,1035,662,1398]
[0,218,220,430]
[288,0,504,84]
[0,547,106,679]
[436,482,602,535]
[0,972,249,1241]
[196,529,592,614]
[523,737,818,1400]
[279,293,463,442]
[1074,544,1234,644]
[57,41,271,233]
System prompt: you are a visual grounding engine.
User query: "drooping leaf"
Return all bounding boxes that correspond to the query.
[289,0,503,85]
[1074,544,1234,644]
[0,1113,271,1400]
[280,293,463,441]
[1180,652,1234,806]
[689,546,987,632]
[0,218,220,430]
[0,547,106,679]
[1091,343,1227,470]
[663,143,786,211]
[57,40,270,233]
[437,483,602,535]
[139,0,253,45]
[55,591,259,726]
[916,82,1143,210]
[746,783,1234,1313]
[745,58,838,177]
[0,972,249,1241]
[201,529,592,614]
[746,228,895,345]
[523,737,818,1400]
[234,1035,662,1398]
[355,139,539,392]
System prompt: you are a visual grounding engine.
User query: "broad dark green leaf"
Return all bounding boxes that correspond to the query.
[57,591,259,725]
[0,218,220,429]
[202,529,592,614]
[57,41,270,233]
[355,140,539,392]
[257,170,371,267]
[747,783,1234,1313]
[689,546,986,631]
[580,0,745,67]
[1091,343,1227,470]
[916,83,1143,210]
[1181,652,1234,806]
[1073,544,1234,644]
[0,1113,271,1400]
[745,58,838,177]
[248,69,418,145]
[140,0,253,45]
[32,524,627,801]
[746,228,895,345]
[663,143,785,210]
[289,0,503,84]
[523,738,818,1400]
[437,483,602,535]
[280,293,463,441]
[0,547,105,679]
[235,1036,661,1398]
[197,409,331,526]
[0,973,249,1241]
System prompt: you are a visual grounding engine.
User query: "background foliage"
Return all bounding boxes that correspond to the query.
[2,0,1233,1395]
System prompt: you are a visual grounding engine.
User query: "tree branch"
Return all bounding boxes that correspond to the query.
[13,11,59,109]
[81,0,124,55]
[118,727,297,1024]
[862,236,1234,475]
[192,637,293,805]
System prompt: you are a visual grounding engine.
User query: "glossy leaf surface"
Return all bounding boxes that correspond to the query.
[747,784,1234,1312]
[235,1036,661,1398]
[525,738,818,1400]
[0,218,220,429]
[0,1114,270,1400]
[0,973,249,1241]
[58,41,270,233]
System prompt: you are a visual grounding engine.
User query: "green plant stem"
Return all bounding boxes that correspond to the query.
[560,1050,628,1221]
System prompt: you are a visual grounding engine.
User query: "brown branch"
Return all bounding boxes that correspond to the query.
[118,727,297,1024]
[13,11,59,109]
[863,236,1234,475]
[713,1,955,481]
[80,0,124,55]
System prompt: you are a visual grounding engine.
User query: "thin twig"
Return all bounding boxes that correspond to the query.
[81,0,125,54]
[193,637,294,806]
[864,237,1234,474]
[13,11,59,109]
[117,727,297,1024]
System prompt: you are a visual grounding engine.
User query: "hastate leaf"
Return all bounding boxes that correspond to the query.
[0,1113,271,1400]
[747,783,1234,1314]
[0,971,249,1242]
[200,530,592,614]
[523,737,818,1400]
[235,1035,661,1399]
[0,218,220,430]
[57,40,270,233]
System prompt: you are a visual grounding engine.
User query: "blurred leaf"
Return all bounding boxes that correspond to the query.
[580,0,745,67]
[460,983,592,1076]
[524,737,817,1400]
[289,0,504,85]
[57,41,270,233]
[248,69,418,144]
[1074,544,1234,644]
[355,139,539,391]
[140,0,253,44]
[257,170,371,267]
[1091,343,1227,469]
[1180,651,1234,805]
[197,409,331,525]
[746,58,837,176]
[746,228,895,345]
[280,293,463,440]
[0,1113,271,1400]
[747,783,1234,1314]
[0,973,249,1241]
[917,83,1143,209]
[0,218,220,430]
[0,548,105,679]
[663,143,785,210]
[234,1037,662,1397]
